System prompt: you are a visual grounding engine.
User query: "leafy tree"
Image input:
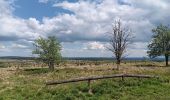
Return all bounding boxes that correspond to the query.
[107,20,133,70]
[32,36,62,71]
[147,24,170,66]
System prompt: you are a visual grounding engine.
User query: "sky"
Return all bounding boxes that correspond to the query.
[0,0,169,57]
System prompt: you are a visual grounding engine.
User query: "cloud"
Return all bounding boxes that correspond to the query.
[0,0,170,57]
[11,43,28,49]
[84,42,105,50]
[0,0,14,16]
[1,0,160,43]
[123,0,170,24]
[0,16,41,42]
[52,0,155,42]
[38,0,50,3]
[0,44,5,49]
[61,41,110,57]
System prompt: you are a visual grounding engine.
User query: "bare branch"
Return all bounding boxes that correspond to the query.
[107,19,133,69]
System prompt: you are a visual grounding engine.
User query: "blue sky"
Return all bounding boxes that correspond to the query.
[14,0,75,20]
[0,0,170,57]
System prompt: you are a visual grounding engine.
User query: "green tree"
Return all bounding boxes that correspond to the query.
[32,36,62,71]
[147,24,170,66]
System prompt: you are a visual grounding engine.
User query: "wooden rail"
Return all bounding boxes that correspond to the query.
[46,74,158,94]
[46,74,158,85]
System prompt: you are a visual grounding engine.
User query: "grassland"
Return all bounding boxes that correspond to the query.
[0,60,170,100]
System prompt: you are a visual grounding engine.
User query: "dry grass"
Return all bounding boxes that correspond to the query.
[0,60,169,82]
[0,60,170,99]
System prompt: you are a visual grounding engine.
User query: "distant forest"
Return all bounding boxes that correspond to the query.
[0,56,165,61]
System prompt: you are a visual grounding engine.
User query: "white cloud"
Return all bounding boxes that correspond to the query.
[0,0,14,16]
[38,0,50,3]
[0,44,5,49]
[124,0,169,9]
[0,0,170,57]
[0,0,159,43]
[11,43,28,49]
[84,42,105,50]
[52,0,157,42]
[0,16,41,42]
[61,42,110,57]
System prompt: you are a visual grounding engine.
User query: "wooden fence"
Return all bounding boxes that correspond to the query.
[46,74,158,94]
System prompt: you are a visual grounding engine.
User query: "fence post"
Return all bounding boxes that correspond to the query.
[121,75,124,81]
[88,79,92,94]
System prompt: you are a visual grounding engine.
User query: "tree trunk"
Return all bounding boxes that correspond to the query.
[49,62,54,71]
[165,54,169,66]
[116,59,121,70]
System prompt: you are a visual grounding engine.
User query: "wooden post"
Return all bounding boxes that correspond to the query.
[88,79,92,94]
[138,77,142,81]
[121,75,124,81]
[79,60,80,67]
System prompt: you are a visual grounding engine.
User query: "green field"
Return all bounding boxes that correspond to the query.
[0,60,170,100]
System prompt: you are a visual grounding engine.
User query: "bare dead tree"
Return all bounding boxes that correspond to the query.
[107,20,133,70]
